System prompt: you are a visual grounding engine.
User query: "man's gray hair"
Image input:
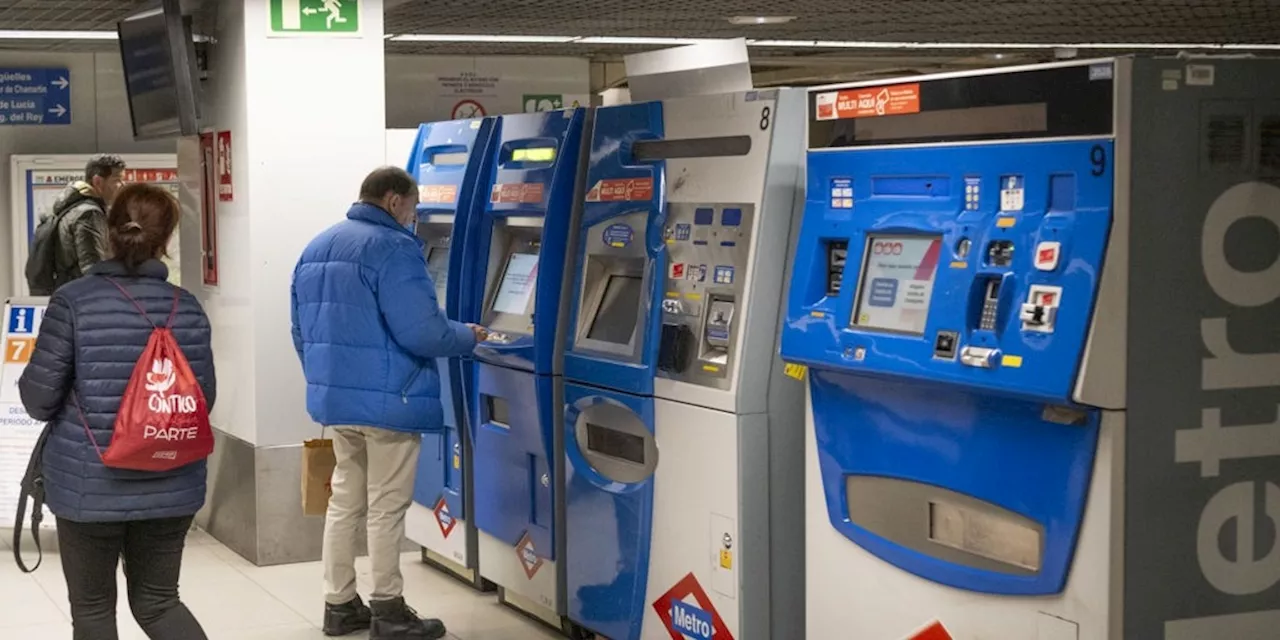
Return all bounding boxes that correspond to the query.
[359,166,416,201]
[85,153,126,182]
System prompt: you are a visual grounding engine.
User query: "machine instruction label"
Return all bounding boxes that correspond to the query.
[585,177,654,202]
[490,182,544,204]
[815,83,921,121]
[652,573,734,640]
[419,184,458,204]
[602,223,634,248]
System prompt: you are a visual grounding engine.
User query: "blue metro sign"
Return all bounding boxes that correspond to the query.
[0,68,72,125]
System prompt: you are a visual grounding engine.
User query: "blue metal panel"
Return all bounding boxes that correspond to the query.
[563,382,655,640]
[809,371,1100,595]
[471,363,558,558]
[781,140,1114,404]
[464,108,587,375]
[780,139,1114,595]
[407,117,496,520]
[563,101,667,397]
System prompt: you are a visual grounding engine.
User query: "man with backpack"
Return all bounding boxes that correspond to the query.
[25,154,127,295]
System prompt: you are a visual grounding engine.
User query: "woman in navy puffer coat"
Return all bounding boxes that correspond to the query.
[19,183,215,640]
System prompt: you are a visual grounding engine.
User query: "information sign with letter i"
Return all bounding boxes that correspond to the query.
[0,298,53,526]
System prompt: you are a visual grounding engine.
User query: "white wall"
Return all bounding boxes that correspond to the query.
[242,1,388,448]
[0,52,172,300]
[182,0,256,443]
[385,54,590,127]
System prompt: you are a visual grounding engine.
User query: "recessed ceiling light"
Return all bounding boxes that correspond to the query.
[728,16,796,25]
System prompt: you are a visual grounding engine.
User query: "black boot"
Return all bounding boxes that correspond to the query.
[370,597,447,640]
[323,595,372,636]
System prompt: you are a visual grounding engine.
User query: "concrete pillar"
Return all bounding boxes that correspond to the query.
[179,0,386,565]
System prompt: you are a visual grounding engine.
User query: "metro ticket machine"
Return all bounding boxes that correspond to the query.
[561,90,808,640]
[782,58,1280,639]
[464,108,590,626]
[404,117,497,590]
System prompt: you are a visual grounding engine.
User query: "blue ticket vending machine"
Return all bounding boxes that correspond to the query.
[403,117,497,590]
[783,58,1280,639]
[561,90,808,640]
[463,108,591,627]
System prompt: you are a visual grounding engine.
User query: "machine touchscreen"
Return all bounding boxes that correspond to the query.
[491,253,539,316]
[425,246,450,301]
[851,235,943,335]
[586,274,643,345]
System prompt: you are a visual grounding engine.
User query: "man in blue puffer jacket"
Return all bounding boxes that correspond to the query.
[291,166,485,640]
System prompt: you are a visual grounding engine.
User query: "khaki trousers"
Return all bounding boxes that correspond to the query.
[322,426,421,604]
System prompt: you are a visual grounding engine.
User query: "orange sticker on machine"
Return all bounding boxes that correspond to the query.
[419,184,458,204]
[815,83,921,121]
[585,177,654,203]
[490,182,545,204]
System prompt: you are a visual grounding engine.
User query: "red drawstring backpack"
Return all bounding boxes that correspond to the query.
[76,278,214,472]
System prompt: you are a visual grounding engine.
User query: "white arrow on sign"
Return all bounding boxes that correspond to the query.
[48,104,66,118]
[52,76,69,90]
[302,6,318,15]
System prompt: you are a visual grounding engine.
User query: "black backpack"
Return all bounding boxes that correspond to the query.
[24,209,72,296]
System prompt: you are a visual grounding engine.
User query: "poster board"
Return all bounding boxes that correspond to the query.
[8,154,182,296]
[0,297,54,527]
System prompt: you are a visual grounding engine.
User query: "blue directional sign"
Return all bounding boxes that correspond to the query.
[0,68,72,126]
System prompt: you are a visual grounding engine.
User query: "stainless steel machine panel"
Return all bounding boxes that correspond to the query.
[657,203,755,389]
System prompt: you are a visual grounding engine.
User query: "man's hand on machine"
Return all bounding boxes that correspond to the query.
[468,324,490,342]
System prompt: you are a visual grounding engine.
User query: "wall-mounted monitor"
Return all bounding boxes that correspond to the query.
[117,0,201,140]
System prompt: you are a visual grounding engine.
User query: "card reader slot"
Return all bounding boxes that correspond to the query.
[700,295,735,365]
[827,240,849,297]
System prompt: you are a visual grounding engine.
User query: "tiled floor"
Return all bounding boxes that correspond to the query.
[0,528,562,640]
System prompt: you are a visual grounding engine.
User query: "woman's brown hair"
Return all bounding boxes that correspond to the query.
[107,183,180,273]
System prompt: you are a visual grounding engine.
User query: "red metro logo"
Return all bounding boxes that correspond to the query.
[873,241,905,256]
[652,573,734,640]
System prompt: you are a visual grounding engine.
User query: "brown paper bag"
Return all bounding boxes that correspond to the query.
[301,438,336,516]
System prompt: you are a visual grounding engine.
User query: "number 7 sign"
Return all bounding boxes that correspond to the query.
[5,338,34,364]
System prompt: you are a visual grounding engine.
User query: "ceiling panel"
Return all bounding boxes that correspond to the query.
[384,0,1280,45]
[0,0,155,31]
[0,0,1275,62]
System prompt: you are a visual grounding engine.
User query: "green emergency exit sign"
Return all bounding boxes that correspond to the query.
[269,0,360,35]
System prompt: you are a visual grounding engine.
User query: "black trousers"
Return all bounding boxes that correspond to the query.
[56,515,207,640]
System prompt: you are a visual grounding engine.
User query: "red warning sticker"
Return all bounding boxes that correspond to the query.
[419,184,458,204]
[905,620,954,640]
[585,177,654,202]
[515,531,544,579]
[490,182,545,204]
[815,83,921,121]
[122,169,178,183]
[652,573,733,640]
[432,496,457,539]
